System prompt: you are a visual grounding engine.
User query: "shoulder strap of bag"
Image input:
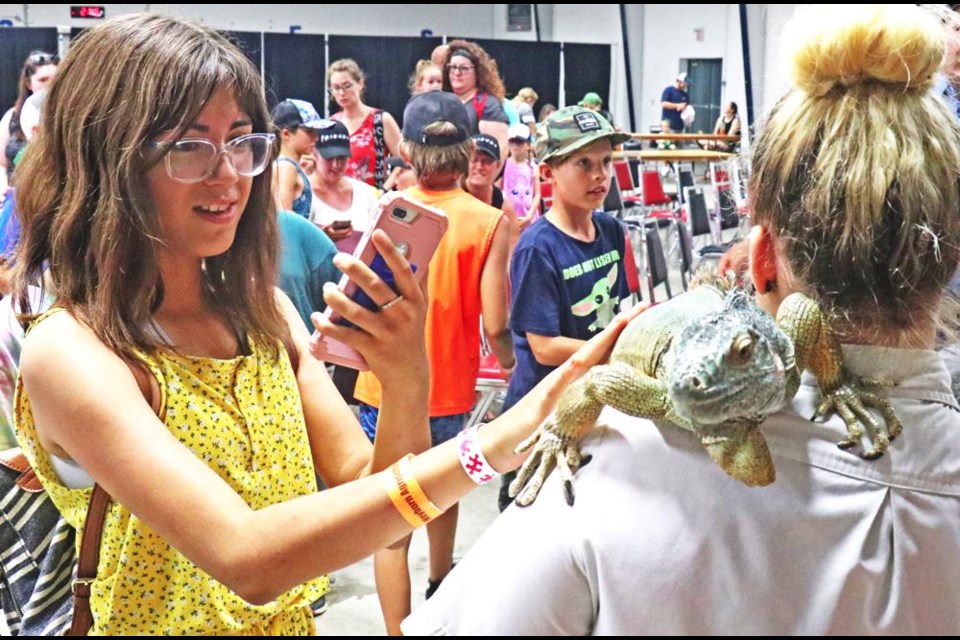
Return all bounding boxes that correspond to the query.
[69,484,109,635]
[372,109,386,190]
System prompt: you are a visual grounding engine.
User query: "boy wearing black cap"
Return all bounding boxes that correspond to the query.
[352,91,514,634]
[497,106,632,511]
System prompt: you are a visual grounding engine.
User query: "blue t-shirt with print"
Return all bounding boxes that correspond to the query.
[503,212,630,410]
[660,85,689,132]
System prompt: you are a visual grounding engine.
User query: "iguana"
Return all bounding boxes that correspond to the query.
[509,280,903,506]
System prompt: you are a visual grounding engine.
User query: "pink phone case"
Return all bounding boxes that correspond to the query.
[310,192,448,371]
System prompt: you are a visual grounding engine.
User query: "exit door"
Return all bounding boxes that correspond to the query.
[683,58,722,135]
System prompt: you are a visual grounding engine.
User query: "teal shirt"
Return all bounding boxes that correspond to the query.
[278,211,341,331]
[502,98,520,126]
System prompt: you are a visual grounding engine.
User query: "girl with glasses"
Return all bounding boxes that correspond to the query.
[0,51,58,198]
[327,58,402,191]
[9,13,636,635]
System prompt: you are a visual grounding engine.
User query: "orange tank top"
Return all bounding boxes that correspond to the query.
[353,186,504,416]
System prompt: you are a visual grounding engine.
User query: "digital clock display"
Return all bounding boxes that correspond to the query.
[71,6,105,19]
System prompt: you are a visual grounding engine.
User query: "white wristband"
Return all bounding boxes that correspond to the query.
[456,424,500,485]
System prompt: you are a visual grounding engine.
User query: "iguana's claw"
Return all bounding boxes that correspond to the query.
[813,377,901,459]
[509,427,584,507]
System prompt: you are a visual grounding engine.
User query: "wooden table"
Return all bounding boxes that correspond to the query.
[614,149,735,163]
[630,133,741,143]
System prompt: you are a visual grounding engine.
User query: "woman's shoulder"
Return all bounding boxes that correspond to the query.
[480,95,508,123]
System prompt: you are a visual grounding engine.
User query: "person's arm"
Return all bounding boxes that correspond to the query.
[479,216,514,370]
[660,88,686,112]
[381,111,402,158]
[276,159,304,212]
[528,163,541,220]
[479,120,509,157]
[527,333,587,367]
[712,115,725,135]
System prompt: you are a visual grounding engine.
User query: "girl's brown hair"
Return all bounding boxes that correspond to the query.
[442,40,506,101]
[751,4,960,343]
[13,13,285,357]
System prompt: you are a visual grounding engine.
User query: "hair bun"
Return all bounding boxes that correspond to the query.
[784,5,945,96]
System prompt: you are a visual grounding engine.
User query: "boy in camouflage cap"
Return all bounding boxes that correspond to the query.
[497,105,633,510]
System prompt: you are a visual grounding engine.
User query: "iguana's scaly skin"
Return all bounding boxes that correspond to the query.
[509,282,903,506]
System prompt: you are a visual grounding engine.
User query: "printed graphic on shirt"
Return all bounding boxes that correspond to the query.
[570,257,621,332]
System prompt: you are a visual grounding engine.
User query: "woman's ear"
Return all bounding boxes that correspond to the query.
[748,225,778,294]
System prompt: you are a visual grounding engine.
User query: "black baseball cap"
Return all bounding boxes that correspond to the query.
[402,91,470,146]
[315,119,352,159]
[471,134,500,162]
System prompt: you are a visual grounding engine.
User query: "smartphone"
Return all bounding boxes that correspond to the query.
[331,219,352,230]
[310,192,448,371]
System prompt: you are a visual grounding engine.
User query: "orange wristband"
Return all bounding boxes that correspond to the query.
[384,454,442,528]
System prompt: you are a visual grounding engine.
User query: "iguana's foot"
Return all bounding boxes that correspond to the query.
[813,377,902,459]
[509,422,584,507]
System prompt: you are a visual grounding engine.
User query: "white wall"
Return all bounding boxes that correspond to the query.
[638,4,744,132]
[551,4,627,121]
[0,4,498,36]
[759,4,797,115]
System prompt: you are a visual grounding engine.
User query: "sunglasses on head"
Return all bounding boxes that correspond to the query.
[28,53,58,66]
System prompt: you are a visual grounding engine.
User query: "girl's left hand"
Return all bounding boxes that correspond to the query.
[310,230,428,391]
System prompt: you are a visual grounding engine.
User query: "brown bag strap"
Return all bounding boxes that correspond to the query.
[69,483,110,636]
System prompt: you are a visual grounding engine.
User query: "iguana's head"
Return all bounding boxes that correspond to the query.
[667,291,790,427]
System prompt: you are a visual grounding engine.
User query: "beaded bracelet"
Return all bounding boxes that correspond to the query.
[384,454,443,528]
[455,424,500,485]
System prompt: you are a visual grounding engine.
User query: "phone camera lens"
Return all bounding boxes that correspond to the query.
[393,208,408,220]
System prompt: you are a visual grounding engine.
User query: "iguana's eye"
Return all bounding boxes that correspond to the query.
[729,334,754,364]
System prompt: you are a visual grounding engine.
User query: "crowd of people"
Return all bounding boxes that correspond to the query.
[0,3,957,636]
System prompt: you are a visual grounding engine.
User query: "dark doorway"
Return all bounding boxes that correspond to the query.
[682,58,722,135]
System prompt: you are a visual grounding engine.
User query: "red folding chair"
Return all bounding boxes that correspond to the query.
[640,169,683,225]
[540,182,553,216]
[613,161,642,207]
[622,231,641,303]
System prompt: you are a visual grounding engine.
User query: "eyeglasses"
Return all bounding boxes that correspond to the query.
[330,82,355,94]
[28,53,57,66]
[151,133,275,184]
[445,64,474,75]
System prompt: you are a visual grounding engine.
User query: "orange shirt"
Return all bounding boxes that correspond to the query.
[354,186,504,416]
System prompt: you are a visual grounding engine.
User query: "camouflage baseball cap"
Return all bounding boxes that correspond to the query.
[535,106,631,163]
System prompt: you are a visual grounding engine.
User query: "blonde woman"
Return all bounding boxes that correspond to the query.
[405,4,960,634]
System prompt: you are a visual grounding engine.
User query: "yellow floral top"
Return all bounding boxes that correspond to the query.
[14,316,329,636]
